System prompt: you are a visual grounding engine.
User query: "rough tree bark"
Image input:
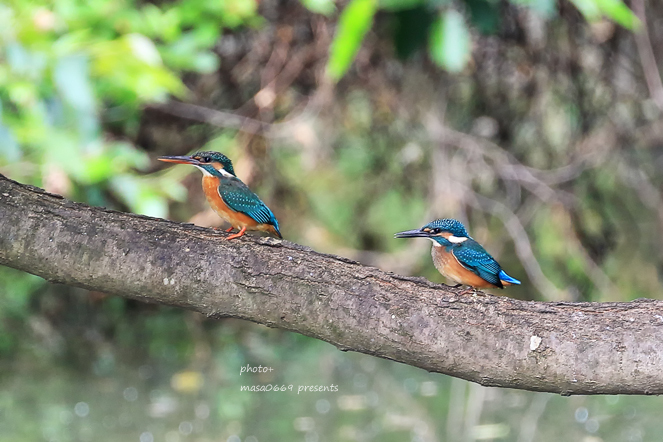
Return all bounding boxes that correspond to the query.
[1,173,661,395]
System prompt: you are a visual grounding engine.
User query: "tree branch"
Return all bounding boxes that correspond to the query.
[1,174,662,395]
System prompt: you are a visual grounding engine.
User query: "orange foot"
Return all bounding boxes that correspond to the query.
[226,226,247,240]
[225,227,234,233]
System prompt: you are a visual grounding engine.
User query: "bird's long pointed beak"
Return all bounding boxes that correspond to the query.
[158,155,200,165]
[394,228,430,239]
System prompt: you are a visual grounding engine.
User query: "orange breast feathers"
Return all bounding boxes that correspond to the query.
[431,245,498,289]
[201,176,277,234]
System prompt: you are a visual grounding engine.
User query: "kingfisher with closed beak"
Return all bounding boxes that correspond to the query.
[159,151,282,240]
[395,218,520,290]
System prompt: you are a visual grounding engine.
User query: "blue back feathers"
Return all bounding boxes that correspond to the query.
[424,218,521,288]
[218,178,281,237]
[453,239,506,287]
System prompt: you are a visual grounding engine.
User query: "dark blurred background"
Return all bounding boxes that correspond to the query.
[1,0,662,440]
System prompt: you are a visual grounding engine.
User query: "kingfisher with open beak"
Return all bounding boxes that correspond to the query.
[159,151,282,240]
[395,218,520,290]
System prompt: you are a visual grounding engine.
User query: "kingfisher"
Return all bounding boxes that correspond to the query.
[158,151,282,240]
[394,218,520,290]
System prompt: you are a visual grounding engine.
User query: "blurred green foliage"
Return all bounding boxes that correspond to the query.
[326,0,377,81]
[326,0,638,78]
[0,0,260,215]
[428,8,471,73]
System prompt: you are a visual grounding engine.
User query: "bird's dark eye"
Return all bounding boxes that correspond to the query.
[203,156,211,163]
[431,228,442,234]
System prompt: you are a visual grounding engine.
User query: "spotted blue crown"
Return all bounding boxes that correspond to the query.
[424,219,470,238]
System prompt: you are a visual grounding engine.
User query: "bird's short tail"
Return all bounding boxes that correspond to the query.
[498,270,521,286]
[268,221,282,239]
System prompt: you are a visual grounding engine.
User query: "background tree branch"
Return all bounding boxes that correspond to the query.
[1,173,662,396]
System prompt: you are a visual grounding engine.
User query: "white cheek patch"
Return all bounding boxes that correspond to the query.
[448,235,468,243]
[211,162,234,177]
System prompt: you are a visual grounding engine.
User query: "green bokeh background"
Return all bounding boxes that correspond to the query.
[1,0,661,440]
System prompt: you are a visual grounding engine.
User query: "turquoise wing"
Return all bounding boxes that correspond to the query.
[451,240,503,287]
[218,179,281,236]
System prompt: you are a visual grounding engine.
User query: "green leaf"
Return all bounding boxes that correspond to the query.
[428,9,471,73]
[91,35,186,103]
[326,0,377,82]
[569,0,639,29]
[126,33,162,66]
[594,0,639,29]
[301,0,336,16]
